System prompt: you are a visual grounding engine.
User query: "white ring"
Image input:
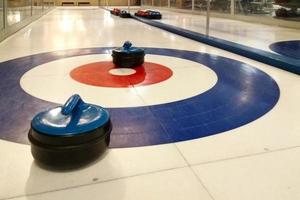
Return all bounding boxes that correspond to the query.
[20,54,218,108]
[109,68,136,76]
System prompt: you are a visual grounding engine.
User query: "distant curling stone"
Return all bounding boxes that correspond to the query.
[119,10,131,18]
[112,41,145,68]
[134,9,162,19]
[28,94,112,168]
[110,8,120,16]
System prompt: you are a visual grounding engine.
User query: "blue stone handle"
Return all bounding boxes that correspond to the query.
[123,41,132,50]
[61,94,84,115]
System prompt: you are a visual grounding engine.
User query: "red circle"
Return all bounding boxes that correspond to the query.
[70,61,173,88]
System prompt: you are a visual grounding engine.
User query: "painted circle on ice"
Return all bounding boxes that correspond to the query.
[0,47,280,148]
[20,54,217,108]
[269,40,300,59]
[70,61,173,87]
[109,68,136,76]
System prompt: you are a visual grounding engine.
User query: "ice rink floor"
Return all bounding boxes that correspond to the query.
[0,7,300,200]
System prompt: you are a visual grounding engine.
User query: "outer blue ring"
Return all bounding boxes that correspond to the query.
[0,47,280,147]
[269,40,300,60]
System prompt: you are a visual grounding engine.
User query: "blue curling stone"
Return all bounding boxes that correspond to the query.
[112,41,145,68]
[28,94,112,168]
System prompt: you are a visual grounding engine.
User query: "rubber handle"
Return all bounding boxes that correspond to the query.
[61,94,84,115]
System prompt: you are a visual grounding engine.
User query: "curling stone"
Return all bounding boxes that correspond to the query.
[119,10,131,18]
[112,41,145,68]
[275,8,288,17]
[28,94,112,167]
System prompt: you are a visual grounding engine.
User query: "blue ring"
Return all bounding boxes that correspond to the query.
[0,47,280,147]
[270,40,300,60]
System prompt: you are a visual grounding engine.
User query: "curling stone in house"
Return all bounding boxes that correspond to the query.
[28,94,112,167]
[112,41,145,68]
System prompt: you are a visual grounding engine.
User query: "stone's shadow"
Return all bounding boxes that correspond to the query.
[25,150,124,198]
